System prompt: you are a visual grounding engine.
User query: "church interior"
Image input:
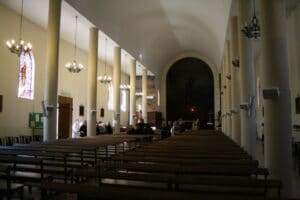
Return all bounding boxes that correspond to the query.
[0,0,300,199]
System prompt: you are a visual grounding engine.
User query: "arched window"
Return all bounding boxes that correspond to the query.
[18,50,35,100]
[121,90,127,112]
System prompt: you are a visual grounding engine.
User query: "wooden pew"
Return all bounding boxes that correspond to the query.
[0,155,54,191]
[94,171,282,195]
[0,166,24,199]
[40,181,290,200]
[111,154,258,167]
[97,161,269,178]
[120,151,252,160]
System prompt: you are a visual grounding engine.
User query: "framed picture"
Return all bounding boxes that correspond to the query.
[100,108,105,117]
[79,105,84,116]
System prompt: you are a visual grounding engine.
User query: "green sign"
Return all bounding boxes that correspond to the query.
[29,112,43,129]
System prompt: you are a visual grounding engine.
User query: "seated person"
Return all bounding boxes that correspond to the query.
[161,122,171,139]
[79,120,87,137]
[144,123,154,135]
[96,121,106,135]
[126,125,136,135]
[72,119,81,138]
[105,122,113,134]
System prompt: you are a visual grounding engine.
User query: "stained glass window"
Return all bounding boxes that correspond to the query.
[18,50,35,100]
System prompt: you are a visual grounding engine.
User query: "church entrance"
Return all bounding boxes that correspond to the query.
[166,57,214,129]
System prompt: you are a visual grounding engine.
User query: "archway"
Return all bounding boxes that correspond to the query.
[166,57,214,128]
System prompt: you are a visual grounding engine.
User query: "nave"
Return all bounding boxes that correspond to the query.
[1,0,300,199]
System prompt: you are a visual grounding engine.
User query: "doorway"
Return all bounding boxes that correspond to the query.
[58,96,73,139]
[166,57,214,128]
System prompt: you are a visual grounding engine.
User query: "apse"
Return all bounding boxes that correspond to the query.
[166,57,214,128]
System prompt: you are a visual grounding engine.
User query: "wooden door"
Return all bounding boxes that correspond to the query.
[58,96,73,139]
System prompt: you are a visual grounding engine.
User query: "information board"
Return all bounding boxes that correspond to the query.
[29,112,43,129]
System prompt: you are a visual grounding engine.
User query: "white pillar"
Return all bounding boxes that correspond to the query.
[230,16,241,145]
[87,27,98,137]
[142,68,148,123]
[113,46,121,133]
[225,41,232,137]
[238,0,256,156]
[43,0,61,141]
[260,0,292,196]
[221,60,226,134]
[129,58,136,126]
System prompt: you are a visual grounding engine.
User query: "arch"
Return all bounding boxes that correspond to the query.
[159,51,220,127]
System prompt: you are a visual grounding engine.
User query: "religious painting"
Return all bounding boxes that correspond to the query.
[79,105,84,116]
[100,108,105,117]
[17,50,35,100]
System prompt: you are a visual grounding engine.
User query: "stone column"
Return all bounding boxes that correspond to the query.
[129,58,136,125]
[230,16,241,145]
[113,46,121,133]
[142,68,148,123]
[225,41,232,138]
[238,0,256,156]
[260,0,292,196]
[221,60,226,134]
[87,27,98,137]
[43,0,61,141]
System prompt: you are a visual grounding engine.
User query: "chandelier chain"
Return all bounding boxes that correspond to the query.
[104,37,107,75]
[74,16,78,61]
[19,0,24,40]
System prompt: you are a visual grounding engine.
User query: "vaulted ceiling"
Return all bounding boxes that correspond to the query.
[0,0,233,76]
[67,0,232,75]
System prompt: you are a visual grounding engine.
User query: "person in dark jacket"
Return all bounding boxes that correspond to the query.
[106,122,113,134]
[79,120,87,137]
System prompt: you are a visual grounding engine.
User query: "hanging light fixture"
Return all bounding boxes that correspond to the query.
[98,37,112,84]
[241,0,260,39]
[249,10,260,39]
[120,54,130,91]
[6,0,32,55]
[65,16,84,73]
[232,58,240,68]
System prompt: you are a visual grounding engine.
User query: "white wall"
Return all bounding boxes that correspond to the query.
[0,4,129,137]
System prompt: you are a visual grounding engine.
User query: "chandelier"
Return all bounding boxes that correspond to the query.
[98,37,112,84]
[241,0,260,39]
[65,61,83,73]
[98,75,112,84]
[232,58,240,67]
[65,16,84,73]
[120,84,130,90]
[6,0,32,55]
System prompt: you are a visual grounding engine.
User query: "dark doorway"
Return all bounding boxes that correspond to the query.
[167,57,214,128]
[58,96,73,139]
